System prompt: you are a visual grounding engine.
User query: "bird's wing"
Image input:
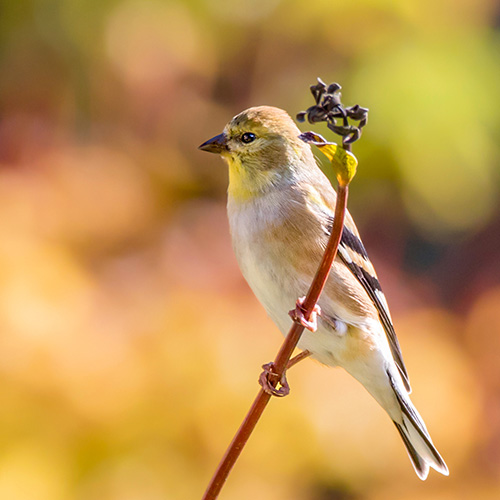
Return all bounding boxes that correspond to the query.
[304,179,411,391]
[336,219,411,392]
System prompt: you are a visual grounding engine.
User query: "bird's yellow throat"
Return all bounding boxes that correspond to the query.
[226,156,275,203]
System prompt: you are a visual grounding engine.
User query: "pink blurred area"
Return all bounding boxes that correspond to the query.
[0,1,499,499]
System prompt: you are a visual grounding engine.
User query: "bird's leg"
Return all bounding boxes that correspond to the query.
[259,362,290,397]
[288,296,321,332]
[261,292,321,399]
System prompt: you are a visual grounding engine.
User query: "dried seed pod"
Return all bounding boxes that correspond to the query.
[297,78,369,148]
[327,82,341,94]
[296,111,307,123]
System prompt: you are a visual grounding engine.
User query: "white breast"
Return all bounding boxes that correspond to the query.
[228,196,296,330]
[228,195,349,365]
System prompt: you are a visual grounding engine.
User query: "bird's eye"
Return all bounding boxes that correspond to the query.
[241,132,256,144]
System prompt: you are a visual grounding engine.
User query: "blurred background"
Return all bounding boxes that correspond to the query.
[0,0,499,499]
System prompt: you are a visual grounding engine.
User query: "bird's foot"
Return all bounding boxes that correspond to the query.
[289,297,321,332]
[259,362,290,397]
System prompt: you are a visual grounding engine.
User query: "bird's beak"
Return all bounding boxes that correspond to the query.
[198,133,228,154]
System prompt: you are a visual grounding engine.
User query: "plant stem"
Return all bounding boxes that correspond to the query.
[202,183,349,500]
[287,349,312,369]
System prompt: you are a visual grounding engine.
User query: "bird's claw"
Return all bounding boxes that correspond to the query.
[289,297,321,332]
[259,362,290,397]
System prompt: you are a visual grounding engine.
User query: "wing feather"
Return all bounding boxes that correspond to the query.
[304,183,411,391]
[338,226,411,392]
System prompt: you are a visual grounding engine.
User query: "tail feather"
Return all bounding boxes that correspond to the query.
[388,372,449,480]
[394,422,429,480]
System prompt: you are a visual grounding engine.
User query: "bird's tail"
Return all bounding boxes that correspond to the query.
[388,373,449,480]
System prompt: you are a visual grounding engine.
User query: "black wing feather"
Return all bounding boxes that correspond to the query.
[338,227,411,392]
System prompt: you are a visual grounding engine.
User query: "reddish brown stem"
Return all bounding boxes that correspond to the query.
[202,183,349,500]
[287,349,311,369]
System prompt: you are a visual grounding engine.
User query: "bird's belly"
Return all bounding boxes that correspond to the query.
[228,198,374,368]
[236,246,351,366]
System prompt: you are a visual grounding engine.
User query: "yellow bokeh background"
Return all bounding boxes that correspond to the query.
[0,0,499,498]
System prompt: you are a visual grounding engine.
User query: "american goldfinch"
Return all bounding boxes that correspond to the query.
[199,106,448,480]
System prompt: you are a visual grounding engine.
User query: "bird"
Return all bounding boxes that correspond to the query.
[199,105,448,480]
